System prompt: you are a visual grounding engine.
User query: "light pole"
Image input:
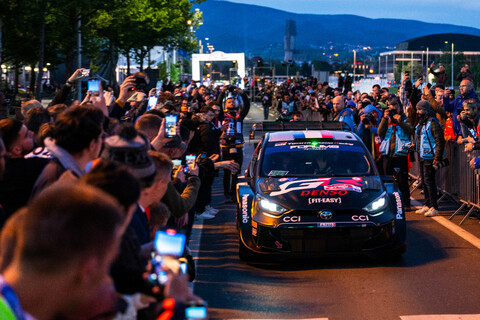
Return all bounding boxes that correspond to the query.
[451,43,454,88]
[353,50,356,81]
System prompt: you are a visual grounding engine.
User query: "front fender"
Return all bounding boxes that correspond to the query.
[236,183,255,244]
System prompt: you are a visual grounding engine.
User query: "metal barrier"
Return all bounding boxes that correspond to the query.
[409,142,480,225]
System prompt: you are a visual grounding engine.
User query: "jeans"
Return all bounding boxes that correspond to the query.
[419,159,438,209]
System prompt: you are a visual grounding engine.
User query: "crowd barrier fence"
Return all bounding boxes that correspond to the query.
[409,142,480,225]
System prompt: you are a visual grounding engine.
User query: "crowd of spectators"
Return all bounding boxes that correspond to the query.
[259,63,478,217]
[0,69,252,319]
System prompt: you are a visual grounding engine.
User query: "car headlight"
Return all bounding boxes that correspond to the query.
[363,192,388,214]
[257,197,287,216]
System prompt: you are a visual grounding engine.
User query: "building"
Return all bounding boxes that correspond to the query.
[379,33,480,81]
[284,20,297,63]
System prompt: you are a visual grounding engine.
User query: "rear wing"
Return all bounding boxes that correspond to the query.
[249,121,352,139]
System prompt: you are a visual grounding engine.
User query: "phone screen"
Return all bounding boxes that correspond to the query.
[172,159,182,171]
[185,154,195,173]
[147,96,158,111]
[88,80,100,92]
[165,115,177,138]
[154,231,186,256]
[185,305,207,320]
[82,69,90,77]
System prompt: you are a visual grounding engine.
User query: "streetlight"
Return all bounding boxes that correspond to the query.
[451,43,454,88]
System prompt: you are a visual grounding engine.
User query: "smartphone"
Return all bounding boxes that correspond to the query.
[147,96,158,111]
[156,80,163,94]
[165,115,177,138]
[81,69,90,77]
[172,159,182,171]
[88,80,100,92]
[154,230,186,256]
[185,303,208,320]
[185,154,196,173]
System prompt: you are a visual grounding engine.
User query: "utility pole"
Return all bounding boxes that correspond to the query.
[451,43,454,88]
[353,50,356,81]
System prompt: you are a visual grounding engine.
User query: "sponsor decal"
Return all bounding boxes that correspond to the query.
[275,241,283,249]
[241,194,249,223]
[393,192,403,219]
[302,190,347,196]
[282,216,301,223]
[308,197,342,205]
[318,210,333,220]
[352,215,369,221]
[324,184,362,193]
[274,142,287,146]
[317,222,336,228]
[270,178,331,196]
[290,145,340,150]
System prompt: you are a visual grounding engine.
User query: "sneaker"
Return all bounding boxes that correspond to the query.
[415,206,430,215]
[424,207,439,217]
[205,205,219,214]
[197,212,215,219]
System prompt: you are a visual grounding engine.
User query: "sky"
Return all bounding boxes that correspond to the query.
[218,0,480,29]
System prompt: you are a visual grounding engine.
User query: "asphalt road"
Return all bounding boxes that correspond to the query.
[188,102,480,320]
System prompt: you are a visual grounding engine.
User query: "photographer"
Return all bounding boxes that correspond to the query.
[457,99,480,145]
[277,94,295,121]
[357,104,382,161]
[378,98,414,209]
[413,100,445,217]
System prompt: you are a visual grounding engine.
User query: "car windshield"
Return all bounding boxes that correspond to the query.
[260,139,374,177]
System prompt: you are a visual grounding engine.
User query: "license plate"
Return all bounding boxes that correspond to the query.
[317,222,336,228]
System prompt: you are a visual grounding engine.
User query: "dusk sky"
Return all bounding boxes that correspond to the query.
[219,0,480,29]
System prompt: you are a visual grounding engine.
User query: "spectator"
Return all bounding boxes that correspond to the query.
[0,183,124,320]
[456,64,475,82]
[332,96,355,131]
[378,98,414,209]
[414,100,445,217]
[443,79,479,136]
[31,104,105,196]
[135,113,163,145]
[429,63,446,87]
[291,111,304,121]
[457,99,480,143]
[0,119,48,218]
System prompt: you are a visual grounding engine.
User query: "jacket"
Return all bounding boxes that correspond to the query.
[415,116,445,161]
[443,90,479,136]
[378,114,414,157]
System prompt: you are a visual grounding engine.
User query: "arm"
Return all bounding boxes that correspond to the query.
[377,116,389,138]
[431,120,445,162]
[161,176,201,218]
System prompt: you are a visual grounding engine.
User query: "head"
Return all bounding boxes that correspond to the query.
[135,113,163,143]
[462,99,480,119]
[139,150,173,207]
[225,98,236,114]
[1,184,123,315]
[291,111,303,121]
[416,100,433,118]
[332,96,345,113]
[149,202,171,239]
[54,104,104,159]
[198,85,207,96]
[439,65,445,72]
[460,79,474,96]
[47,104,67,121]
[0,119,34,158]
[24,106,51,136]
[372,84,381,95]
[102,124,156,189]
[200,106,216,122]
[21,99,42,118]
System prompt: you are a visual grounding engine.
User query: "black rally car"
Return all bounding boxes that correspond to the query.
[236,127,406,261]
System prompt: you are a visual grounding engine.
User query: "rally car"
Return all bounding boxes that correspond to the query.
[236,127,406,261]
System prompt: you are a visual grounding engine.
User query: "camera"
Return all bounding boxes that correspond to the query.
[362,114,375,125]
[433,159,450,171]
[130,72,148,91]
[388,109,397,117]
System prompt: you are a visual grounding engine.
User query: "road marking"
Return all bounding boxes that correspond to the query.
[410,198,480,250]
[190,216,205,291]
[401,315,480,320]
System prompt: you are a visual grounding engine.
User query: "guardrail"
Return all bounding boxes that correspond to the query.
[409,142,480,225]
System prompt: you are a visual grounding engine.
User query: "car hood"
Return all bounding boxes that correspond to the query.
[257,176,384,210]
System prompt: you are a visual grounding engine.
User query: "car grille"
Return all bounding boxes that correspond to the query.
[257,224,393,253]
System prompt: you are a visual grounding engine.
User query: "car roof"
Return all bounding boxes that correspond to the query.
[266,130,359,143]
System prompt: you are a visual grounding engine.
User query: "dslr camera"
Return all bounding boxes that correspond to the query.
[362,114,375,125]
